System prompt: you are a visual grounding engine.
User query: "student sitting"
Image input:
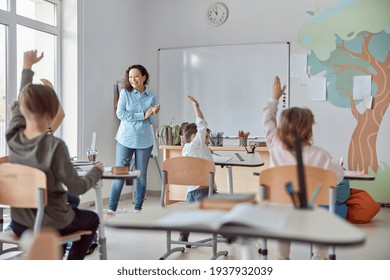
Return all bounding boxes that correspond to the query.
[179,96,216,242]
[6,50,103,260]
[263,76,344,260]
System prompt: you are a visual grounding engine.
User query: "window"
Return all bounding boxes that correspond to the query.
[16,0,57,26]
[0,0,7,11]
[0,0,61,156]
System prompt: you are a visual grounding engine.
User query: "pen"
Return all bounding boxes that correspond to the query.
[211,151,221,156]
[285,182,298,208]
[308,185,321,208]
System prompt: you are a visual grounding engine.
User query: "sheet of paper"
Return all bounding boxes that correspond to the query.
[212,155,232,164]
[220,203,287,231]
[308,76,327,101]
[353,75,371,100]
[300,73,310,86]
[363,95,373,109]
[290,53,307,78]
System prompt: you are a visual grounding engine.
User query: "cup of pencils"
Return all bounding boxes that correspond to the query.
[238,130,250,147]
[87,149,98,162]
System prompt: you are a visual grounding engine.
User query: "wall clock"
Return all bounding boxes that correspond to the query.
[207,2,229,26]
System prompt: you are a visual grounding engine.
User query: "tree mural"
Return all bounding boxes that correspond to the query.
[297,0,390,174]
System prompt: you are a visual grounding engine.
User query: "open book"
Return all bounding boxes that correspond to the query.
[155,203,287,232]
[199,193,257,211]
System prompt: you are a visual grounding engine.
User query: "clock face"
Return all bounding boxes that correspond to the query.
[207,3,228,26]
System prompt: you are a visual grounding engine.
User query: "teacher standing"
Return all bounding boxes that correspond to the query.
[106,65,160,216]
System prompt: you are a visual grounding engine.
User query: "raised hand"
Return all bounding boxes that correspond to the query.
[187,95,199,107]
[272,76,286,100]
[23,50,44,69]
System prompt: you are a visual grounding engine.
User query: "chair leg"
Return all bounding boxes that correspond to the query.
[159,231,185,260]
[328,245,336,260]
[257,239,268,260]
[210,234,228,260]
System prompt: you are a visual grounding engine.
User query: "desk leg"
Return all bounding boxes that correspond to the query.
[94,180,107,260]
[226,166,233,194]
[239,238,253,260]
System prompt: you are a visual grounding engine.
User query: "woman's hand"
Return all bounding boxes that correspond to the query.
[145,104,160,119]
[272,76,286,100]
[152,104,160,115]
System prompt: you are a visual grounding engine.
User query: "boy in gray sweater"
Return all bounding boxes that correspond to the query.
[6,50,103,260]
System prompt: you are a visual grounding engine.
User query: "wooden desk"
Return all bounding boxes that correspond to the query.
[343,171,375,181]
[160,145,269,205]
[105,203,366,260]
[213,151,264,194]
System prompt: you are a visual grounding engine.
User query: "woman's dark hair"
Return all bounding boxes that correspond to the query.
[122,64,150,91]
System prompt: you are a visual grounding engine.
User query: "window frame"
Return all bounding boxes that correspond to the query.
[0,0,62,155]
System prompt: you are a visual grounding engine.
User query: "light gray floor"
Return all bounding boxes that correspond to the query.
[85,195,390,260]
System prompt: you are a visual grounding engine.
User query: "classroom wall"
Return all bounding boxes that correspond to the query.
[71,0,389,203]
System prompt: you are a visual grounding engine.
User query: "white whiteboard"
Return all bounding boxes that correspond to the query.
[158,42,290,137]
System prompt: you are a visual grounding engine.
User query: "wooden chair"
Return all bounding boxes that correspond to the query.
[0,163,92,259]
[259,165,337,259]
[0,156,9,164]
[22,228,62,260]
[160,156,228,260]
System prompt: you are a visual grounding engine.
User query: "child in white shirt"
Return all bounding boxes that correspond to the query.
[180,96,215,241]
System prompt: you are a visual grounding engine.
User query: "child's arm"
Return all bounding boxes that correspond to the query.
[41,78,65,133]
[188,96,204,119]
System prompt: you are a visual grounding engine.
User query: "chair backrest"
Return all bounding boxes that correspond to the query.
[22,228,61,260]
[0,163,47,233]
[0,155,9,164]
[161,156,215,207]
[259,165,336,207]
[163,156,214,186]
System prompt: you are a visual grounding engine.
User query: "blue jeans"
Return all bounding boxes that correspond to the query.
[10,208,99,260]
[108,142,153,211]
[180,188,212,240]
[186,188,210,203]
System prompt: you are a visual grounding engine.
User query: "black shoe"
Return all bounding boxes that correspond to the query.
[86,243,98,255]
[179,233,191,248]
[179,235,188,242]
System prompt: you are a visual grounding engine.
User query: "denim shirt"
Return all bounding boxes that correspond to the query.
[115,88,157,149]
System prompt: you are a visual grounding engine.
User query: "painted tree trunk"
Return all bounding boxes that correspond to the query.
[348,81,389,174]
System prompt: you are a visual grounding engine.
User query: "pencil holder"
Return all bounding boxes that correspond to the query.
[217,136,223,146]
[210,136,223,146]
[239,137,247,147]
[86,149,98,162]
